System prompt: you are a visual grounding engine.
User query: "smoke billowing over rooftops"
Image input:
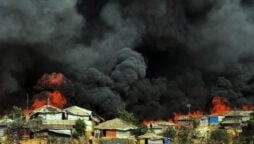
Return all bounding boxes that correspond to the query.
[1,0,254,119]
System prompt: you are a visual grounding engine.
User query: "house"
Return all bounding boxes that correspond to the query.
[220,110,253,136]
[0,119,13,143]
[178,116,194,127]
[138,133,164,144]
[64,106,92,130]
[94,118,137,138]
[30,123,73,144]
[198,116,209,127]
[146,121,176,134]
[29,105,63,121]
[29,105,104,144]
[63,105,102,131]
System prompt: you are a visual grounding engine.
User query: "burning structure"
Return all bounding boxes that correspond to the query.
[1,0,254,122]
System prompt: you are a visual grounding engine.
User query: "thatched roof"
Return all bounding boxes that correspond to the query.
[64,106,92,116]
[138,133,164,139]
[95,118,137,130]
[30,105,62,116]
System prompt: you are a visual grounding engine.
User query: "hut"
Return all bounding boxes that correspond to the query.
[94,118,137,138]
[147,121,175,134]
[138,133,164,144]
[220,110,253,136]
[0,119,13,143]
[64,106,93,130]
[29,105,63,121]
[178,116,194,127]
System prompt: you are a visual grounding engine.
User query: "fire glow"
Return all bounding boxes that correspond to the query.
[23,73,67,114]
[38,72,66,87]
[143,96,234,128]
[210,96,231,115]
[32,90,66,109]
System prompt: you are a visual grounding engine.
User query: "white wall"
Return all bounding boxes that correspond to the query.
[39,113,62,120]
[148,139,163,144]
[116,130,131,138]
[0,128,5,137]
[68,114,89,121]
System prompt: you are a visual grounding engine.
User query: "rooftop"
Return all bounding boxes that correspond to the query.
[95,118,137,130]
[64,106,92,116]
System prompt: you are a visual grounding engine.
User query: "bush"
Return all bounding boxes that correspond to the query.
[162,126,176,138]
[73,119,86,138]
[208,129,231,144]
[117,110,147,135]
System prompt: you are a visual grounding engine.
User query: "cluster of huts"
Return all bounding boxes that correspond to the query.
[175,110,253,138]
[0,105,171,144]
[0,105,253,144]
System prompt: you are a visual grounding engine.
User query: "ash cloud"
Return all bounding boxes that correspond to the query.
[1,0,254,119]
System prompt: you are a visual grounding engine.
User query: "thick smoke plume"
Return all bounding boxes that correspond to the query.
[1,0,254,120]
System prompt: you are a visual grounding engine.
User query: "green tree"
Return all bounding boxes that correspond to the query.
[162,126,177,138]
[73,119,86,138]
[117,110,147,135]
[242,120,254,143]
[177,126,194,144]
[117,110,139,125]
[8,106,23,119]
[7,118,24,142]
[208,129,231,144]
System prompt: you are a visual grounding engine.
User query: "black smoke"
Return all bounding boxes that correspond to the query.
[1,0,254,120]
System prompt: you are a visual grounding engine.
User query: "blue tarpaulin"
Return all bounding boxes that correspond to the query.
[210,116,218,123]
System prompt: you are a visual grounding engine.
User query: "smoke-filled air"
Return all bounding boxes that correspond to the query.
[1,0,254,120]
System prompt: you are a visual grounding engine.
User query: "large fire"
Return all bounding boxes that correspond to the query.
[210,96,231,115]
[143,96,233,128]
[38,72,66,87]
[32,90,66,109]
[23,73,67,114]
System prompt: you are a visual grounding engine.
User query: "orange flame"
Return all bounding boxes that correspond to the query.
[38,72,65,87]
[242,104,254,111]
[32,90,66,109]
[210,96,231,115]
[22,73,67,114]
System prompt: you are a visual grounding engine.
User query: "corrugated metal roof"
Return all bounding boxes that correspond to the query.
[95,118,137,130]
[64,106,92,116]
[30,105,62,116]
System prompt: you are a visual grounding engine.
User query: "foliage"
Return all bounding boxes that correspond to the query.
[117,110,139,125]
[177,126,194,144]
[242,120,254,143]
[208,129,231,144]
[162,126,177,138]
[8,106,23,119]
[73,119,86,138]
[6,106,24,142]
[7,118,24,141]
[117,110,147,135]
